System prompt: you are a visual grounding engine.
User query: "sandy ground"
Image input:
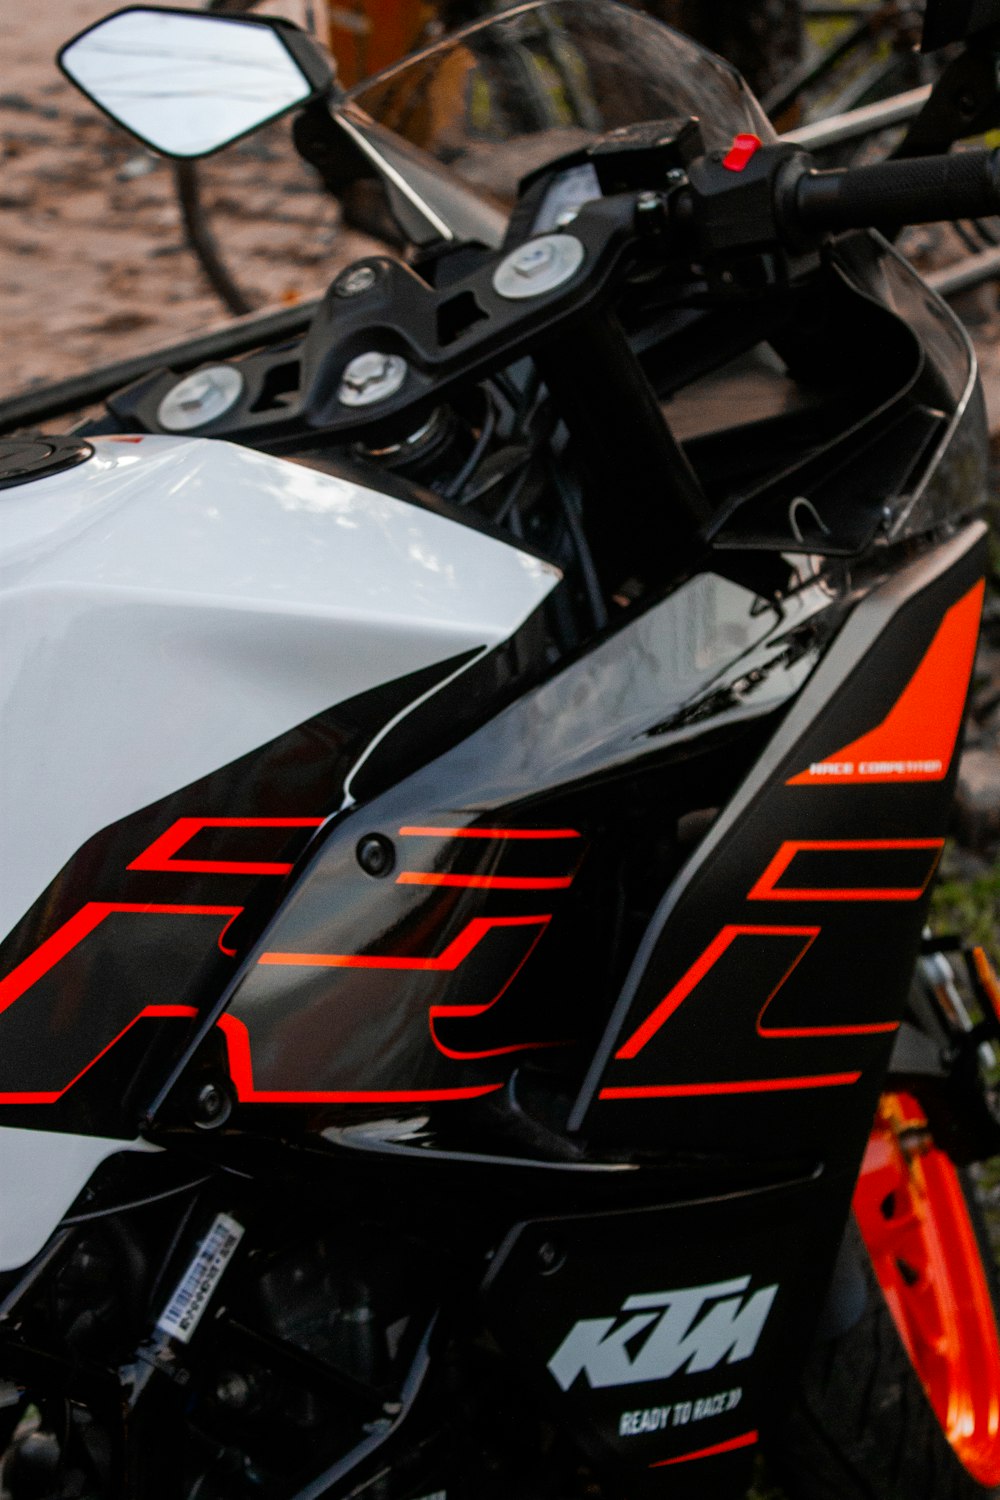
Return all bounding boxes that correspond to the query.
[5,0,1000,411]
[1,0,375,401]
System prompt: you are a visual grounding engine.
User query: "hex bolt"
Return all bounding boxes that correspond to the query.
[493,234,586,301]
[511,240,558,279]
[357,834,396,878]
[338,352,408,408]
[335,263,378,298]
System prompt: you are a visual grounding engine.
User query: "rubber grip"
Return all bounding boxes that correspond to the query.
[793,149,1000,232]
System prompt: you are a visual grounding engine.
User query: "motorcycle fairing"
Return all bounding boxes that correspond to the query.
[0,1127,157,1271]
[0,430,561,1145]
[0,652,477,1141]
[159,567,838,1115]
[0,433,558,946]
[573,522,988,1162]
[482,1166,853,1494]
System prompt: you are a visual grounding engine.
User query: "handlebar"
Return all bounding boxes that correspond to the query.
[790,147,1000,234]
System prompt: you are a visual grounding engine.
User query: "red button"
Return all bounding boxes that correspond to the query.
[722,133,763,172]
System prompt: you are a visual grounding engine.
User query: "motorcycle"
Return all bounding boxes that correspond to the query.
[2,1,1000,1496]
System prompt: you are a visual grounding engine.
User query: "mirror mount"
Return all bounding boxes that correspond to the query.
[922,0,1000,51]
[894,22,1000,157]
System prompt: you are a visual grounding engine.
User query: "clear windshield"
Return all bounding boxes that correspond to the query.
[343,0,774,224]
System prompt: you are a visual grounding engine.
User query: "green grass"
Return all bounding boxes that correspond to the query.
[930,850,1000,967]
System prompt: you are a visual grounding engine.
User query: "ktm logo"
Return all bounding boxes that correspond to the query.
[548,1275,778,1391]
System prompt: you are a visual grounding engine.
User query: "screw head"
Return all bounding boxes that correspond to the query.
[338,352,408,408]
[357,834,395,878]
[511,240,558,279]
[193,1081,232,1129]
[493,234,585,301]
[335,263,378,298]
[537,1240,565,1275]
[157,365,244,431]
[215,1372,253,1410]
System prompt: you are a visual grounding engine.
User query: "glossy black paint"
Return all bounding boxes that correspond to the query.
[158,563,837,1121]
[0,651,486,1138]
[482,1166,850,1492]
[574,526,987,1159]
[138,526,985,1499]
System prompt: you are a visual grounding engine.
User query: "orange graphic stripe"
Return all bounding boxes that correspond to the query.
[747,838,943,902]
[128,816,324,876]
[0,1004,199,1105]
[399,826,580,839]
[215,1013,503,1104]
[616,925,820,1060]
[396,873,574,890]
[600,1073,861,1100]
[0,903,242,1019]
[788,579,985,785]
[259,915,549,971]
[650,1431,759,1467]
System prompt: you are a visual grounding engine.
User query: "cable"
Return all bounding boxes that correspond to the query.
[443,387,498,501]
[548,447,608,632]
[61,1175,212,1226]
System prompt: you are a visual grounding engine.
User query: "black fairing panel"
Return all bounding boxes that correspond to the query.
[158,566,836,1123]
[482,1168,849,1492]
[0,651,484,1138]
[572,524,988,1164]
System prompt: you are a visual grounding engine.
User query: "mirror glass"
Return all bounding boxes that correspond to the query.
[60,8,316,158]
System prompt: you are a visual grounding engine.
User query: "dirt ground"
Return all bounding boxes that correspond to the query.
[0,0,376,401]
[5,0,1000,410]
[4,2,1000,906]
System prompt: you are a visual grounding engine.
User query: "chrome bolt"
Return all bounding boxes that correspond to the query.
[335,263,378,298]
[157,365,244,431]
[511,240,558,279]
[493,234,585,301]
[338,352,408,408]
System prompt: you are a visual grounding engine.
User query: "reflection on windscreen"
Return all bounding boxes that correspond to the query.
[348,0,773,210]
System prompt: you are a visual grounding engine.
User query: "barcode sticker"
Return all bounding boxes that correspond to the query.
[156,1212,244,1344]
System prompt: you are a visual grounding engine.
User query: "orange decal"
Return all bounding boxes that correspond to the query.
[0,902,242,1021]
[258,914,549,972]
[747,838,944,903]
[615,924,821,1060]
[399,826,581,840]
[396,873,574,890]
[788,579,985,785]
[650,1431,759,1467]
[215,1013,503,1105]
[128,817,324,876]
[257,915,561,1062]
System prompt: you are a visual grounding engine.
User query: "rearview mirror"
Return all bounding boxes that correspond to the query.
[58,6,333,159]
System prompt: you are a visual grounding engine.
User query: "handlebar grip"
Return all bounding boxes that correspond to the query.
[791,149,1000,233]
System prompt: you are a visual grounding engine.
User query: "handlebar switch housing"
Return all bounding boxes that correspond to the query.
[681,143,816,292]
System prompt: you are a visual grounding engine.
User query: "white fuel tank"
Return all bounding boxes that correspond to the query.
[0,435,559,942]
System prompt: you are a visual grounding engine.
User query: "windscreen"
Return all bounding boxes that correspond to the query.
[343,0,774,220]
